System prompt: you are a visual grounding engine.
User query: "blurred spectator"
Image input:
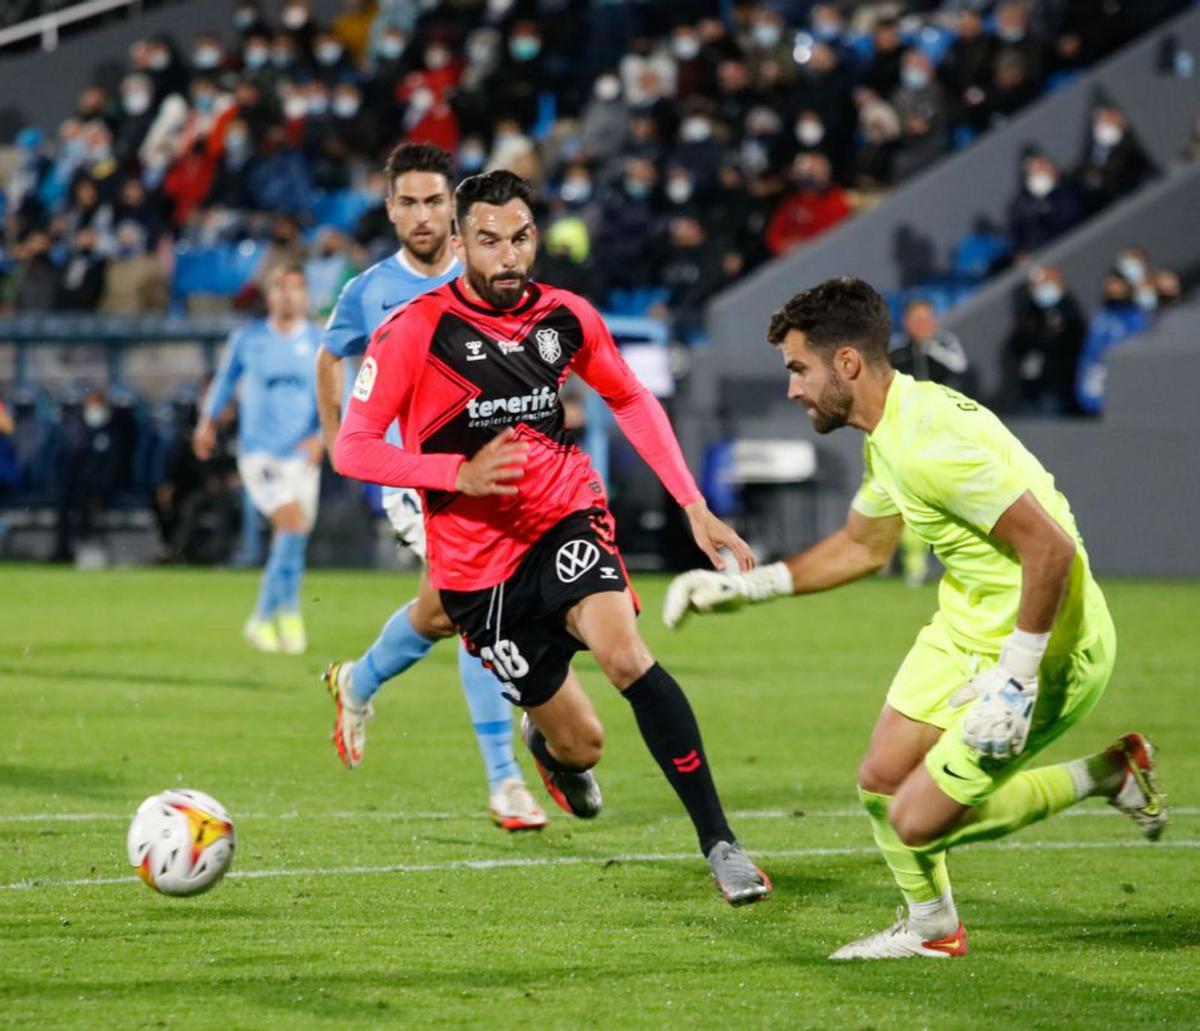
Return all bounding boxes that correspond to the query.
[1075,106,1154,214]
[1009,153,1086,257]
[303,229,357,317]
[890,298,976,394]
[854,91,902,193]
[333,0,378,65]
[1076,272,1154,415]
[578,72,630,165]
[537,219,600,303]
[940,9,999,127]
[10,230,59,312]
[659,215,734,342]
[1007,265,1086,415]
[0,400,13,438]
[595,155,661,294]
[254,215,307,295]
[863,19,904,98]
[1153,267,1182,307]
[765,153,851,257]
[891,50,949,180]
[100,223,170,314]
[54,388,119,562]
[56,228,107,311]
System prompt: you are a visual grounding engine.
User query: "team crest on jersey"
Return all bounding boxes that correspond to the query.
[352,357,377,401]
[535,327,562,364]
[555,539,599,583]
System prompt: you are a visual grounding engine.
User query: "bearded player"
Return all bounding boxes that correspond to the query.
[316,144,545,832]
[334,170,771,904]
[665,277,1166,948]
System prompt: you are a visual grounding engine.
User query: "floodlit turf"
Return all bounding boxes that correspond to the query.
[1,567,1197,1028]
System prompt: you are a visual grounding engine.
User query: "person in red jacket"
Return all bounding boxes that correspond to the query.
[765,152,852,257]
[335,170,771,906]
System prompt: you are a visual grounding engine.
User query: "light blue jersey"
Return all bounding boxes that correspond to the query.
[322,249,460,462]
[204,319,321,458]
[322,249,461,359]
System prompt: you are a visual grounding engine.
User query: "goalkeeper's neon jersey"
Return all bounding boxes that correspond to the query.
[851,372,1109,655]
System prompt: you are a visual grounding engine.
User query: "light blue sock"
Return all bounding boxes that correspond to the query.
[349,601,435,705]
[253,539,287,621]
[273,532,308,614]
[458,641,521,790]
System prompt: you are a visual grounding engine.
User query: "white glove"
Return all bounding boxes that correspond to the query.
[949,630,1048,759]
[663,562,792,630]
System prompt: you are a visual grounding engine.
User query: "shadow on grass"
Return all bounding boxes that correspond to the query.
[0,763,127,800]
[0,662,269,693]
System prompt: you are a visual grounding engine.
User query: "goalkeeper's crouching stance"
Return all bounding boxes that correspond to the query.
[665,277,1168,959]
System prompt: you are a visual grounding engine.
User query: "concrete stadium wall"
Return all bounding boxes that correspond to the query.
[0,0,345,141]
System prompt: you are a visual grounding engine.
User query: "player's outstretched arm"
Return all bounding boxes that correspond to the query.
[949,490,1076,758]
[315,345,345,456]
[664,509,902,629]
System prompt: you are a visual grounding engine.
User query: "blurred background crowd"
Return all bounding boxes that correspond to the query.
[0,0,1195,565]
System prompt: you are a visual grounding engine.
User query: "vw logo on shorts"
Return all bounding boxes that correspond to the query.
[555,539,600,583]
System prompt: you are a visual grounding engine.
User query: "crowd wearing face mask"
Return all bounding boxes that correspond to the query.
[1006,247,1182,417]
[2,0,1184,335]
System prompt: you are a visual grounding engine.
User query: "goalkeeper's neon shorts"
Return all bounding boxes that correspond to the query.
[886,610,1117,806]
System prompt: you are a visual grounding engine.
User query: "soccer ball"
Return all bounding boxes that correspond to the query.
[127,789,235,896]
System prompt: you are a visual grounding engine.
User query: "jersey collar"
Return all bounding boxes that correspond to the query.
[395,248,458,279]
[868,371,909,439]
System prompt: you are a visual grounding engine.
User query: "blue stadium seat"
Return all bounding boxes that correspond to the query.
[311,190,371,233]
[952,233,1011,282]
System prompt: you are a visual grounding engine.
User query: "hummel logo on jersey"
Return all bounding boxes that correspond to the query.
[556,539,600,583]
[466,386,558,427]
[497,339,524,355]
[535,327,562,364]
[599,566,619,581]
[465,340,487,362]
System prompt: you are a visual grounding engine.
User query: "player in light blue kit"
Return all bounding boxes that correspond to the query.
[315,143,546,831]
[195,264,322,655]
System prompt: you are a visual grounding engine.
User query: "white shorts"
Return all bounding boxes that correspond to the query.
[382,487,426,560]
[238,453,320,528]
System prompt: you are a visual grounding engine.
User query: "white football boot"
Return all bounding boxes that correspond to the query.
[322,661,373,768]
[488,777,548,831]
[830,909,968,960]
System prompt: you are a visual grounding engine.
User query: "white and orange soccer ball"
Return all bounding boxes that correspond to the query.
[127,789,235,896]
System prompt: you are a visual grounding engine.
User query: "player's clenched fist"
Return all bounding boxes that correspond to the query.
[455,428,530,496]
[663,563,794,630]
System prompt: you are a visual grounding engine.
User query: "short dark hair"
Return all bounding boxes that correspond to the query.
[767,276,891,364]
[383,142,454,191]
[454,170,533,229]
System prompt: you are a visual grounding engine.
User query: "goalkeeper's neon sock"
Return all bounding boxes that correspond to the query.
[349,601,435,706]
[858,787,952,906]
[829,909,968,960]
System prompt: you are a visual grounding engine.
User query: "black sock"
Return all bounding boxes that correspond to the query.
[525,722,589,774]
[623,663,734,855]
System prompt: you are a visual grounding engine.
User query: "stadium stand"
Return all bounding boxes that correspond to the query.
[0,0,1196,567]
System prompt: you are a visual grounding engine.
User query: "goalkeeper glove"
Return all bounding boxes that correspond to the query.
[948,629,1049,759]
[663,562,792,630]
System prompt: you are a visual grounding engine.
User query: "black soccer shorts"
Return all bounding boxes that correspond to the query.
[441,507,635,708]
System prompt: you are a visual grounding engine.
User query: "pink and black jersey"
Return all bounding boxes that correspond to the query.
[336,278,701,591]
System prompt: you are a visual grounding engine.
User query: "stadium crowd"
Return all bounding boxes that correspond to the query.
[1,0,1186,332]
[0,0,1192,563]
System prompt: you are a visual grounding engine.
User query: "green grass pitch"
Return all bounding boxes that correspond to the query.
[1,567,1197,1028]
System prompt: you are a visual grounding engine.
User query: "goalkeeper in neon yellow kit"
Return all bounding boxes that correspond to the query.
[664,277,1168,959]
